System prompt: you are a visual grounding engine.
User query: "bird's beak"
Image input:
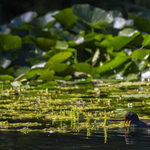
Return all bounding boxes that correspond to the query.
[125,119,129,124]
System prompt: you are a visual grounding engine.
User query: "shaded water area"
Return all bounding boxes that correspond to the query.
[1,80,150,149]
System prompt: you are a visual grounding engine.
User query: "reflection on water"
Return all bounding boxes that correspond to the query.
[125,127,150,145]
[1,129,150,150]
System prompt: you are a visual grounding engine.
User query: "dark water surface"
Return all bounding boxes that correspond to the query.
[1,129,150,150]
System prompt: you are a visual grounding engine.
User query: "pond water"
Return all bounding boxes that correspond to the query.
[1,80,150,149]
[1,129,150,150]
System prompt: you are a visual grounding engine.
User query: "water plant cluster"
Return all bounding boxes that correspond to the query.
[1,81,150,134]
[1,4,150,86]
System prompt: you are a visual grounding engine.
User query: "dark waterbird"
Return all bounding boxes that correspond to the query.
[125,111,150,127]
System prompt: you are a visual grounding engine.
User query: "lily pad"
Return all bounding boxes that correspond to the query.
[31,37,56,51]
[142,34,150,46]
[130,49,150,60]
[55,41,68,49]
[14,67,30,77]
[0,75,14,81]
[31,12,56,28]
[54,8,76,28]
[73,4,113,28]
[96,55,128,74]
[72,62,99,77]
[45,51,72,67]
[96,29,140,50]
[0,34,22,51]
[53,29,84,45]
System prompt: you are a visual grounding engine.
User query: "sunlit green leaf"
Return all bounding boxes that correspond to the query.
[55,41,68,49]
[45,52,72,67]
[54,8,76,28]
[0,75,14,81]
[130,49,150,60]
[97,56,128,74]
[142,34,150,46]
[118,28,138,37]
[75,77,92,84]
[0,34,22,51]
[96,30,140,50]
[35,81,58,89]
[84,33,112,42]
[53,75,72,81]
[51,63,69,73]
[39,69,55,81]
[124,73,138,81]
[72,62,99,77]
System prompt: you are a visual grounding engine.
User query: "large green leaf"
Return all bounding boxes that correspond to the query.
[54,8,76,28]
[96,29,140,50]
[31,37,56,51]
[129,13,150,33]
[142,35,150,46]
[51,63,69,73]
[73,4,113,28]
[132,59,147,71]
[45,52,72,67]
[55,41,68,49]
[0,75,14,81]
[72,62,99,77]
[118,28,138,37]
[96,55,128,74]
[25,68,55,81]
[53,29,84,45]
[130,49,150,60]
[14,67,30,77]
[84,33,112,42]
[31,12,56,28]
[39,69,55,81]
[123,61,139,76]
[0,34,22,51]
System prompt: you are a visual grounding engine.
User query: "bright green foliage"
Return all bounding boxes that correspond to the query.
[54,8,77,28]
[73,63,99,77]
[0,75,14,81]
[0,34,22,51]
[0,4,150,83]
[73,4,113,28]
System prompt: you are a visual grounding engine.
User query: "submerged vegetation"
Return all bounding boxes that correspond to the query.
[0,81,150,135]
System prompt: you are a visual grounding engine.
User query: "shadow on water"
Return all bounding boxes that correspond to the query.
[1,128,150,150]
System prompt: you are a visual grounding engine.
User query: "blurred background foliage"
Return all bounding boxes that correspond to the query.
[1,0,150,87]
[2,0,150,24]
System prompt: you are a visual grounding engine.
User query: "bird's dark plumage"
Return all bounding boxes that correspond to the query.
[125,111,147,127]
